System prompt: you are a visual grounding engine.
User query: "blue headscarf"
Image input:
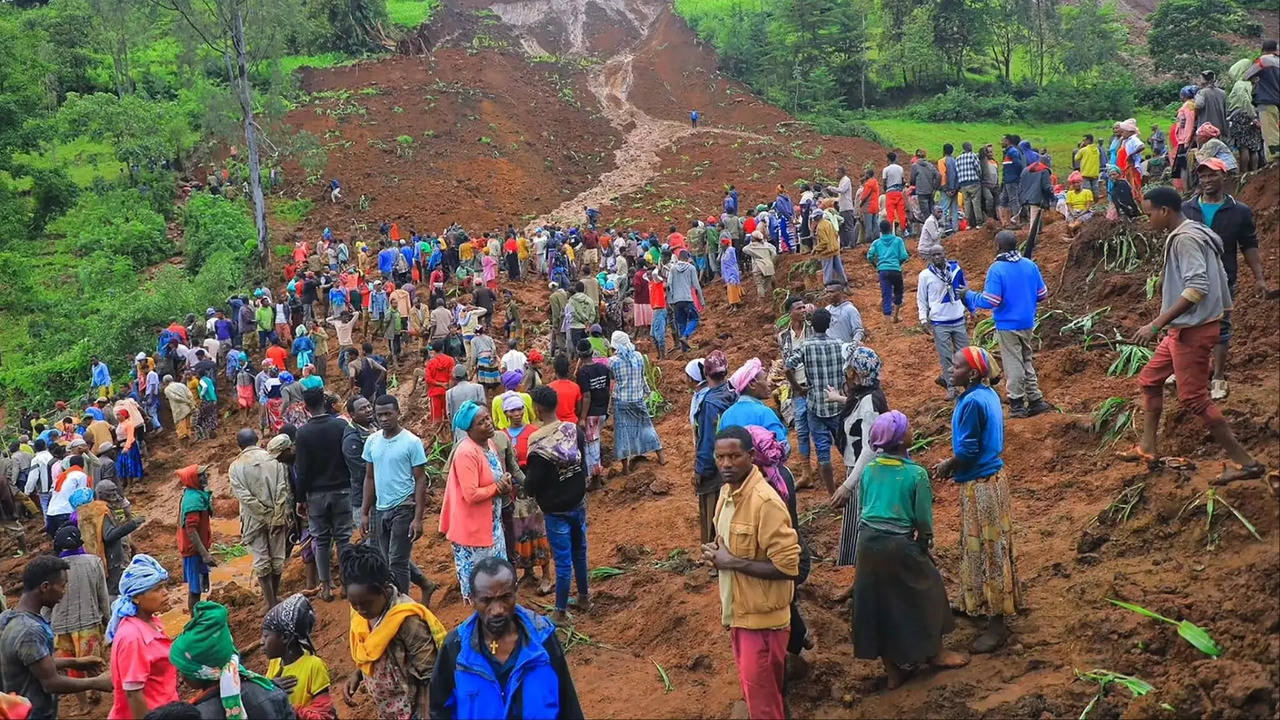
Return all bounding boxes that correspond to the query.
[69,487,95,509]
[453,400,482,432]
[106,554,170,642]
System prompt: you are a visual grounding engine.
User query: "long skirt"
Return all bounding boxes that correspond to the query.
[613,399,662,459]
[726,283,742,305]
[116,444,144,480]
[452,505,507,599]
[957,470,1021,617]
[54,626,104,678]
[195,401,219,440]
[476,357,500,387]
[851,528,954,665]
[835,466,861,566]
[512,495,551,570]
[632,302,652,328]
[505,253,520,281]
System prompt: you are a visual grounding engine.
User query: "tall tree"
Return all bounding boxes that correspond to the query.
[986,0,1028,82]
[933,0,990,82]
[1025,0,1059,87]
[1057,0,1125,79]
[1147,0,1254,73]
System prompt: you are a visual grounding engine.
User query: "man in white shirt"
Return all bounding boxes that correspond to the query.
[826,165,856,248]
[916,248,971,399]
[882,154,907,236]
[24,440,54,512]
[918,205,944,257]
[44,455,88,535]
[500,339,528,375]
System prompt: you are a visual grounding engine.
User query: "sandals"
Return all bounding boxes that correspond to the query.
[1212,462,1267,485]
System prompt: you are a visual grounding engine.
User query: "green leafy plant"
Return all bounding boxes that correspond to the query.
[588,566,626,581]
[1107,599,1222,657]
[909,433,945,453]
[644,360,669,418]
[1090,397,1133,448]
[1145,273,1160,300]
[1096,482,1145,525]
[651,658,674,693]
[211,542,249,560]
[1101,229,1151,271]
[1060,306,1111,336]
[271,198,314,225]
[1108,345,1153,377]
[1177,488,1262,549]
[1075,668,1154,720]
[972,317,999,352]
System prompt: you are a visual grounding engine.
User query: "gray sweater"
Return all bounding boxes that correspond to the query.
[1162,220,1232,329]
[667,260,704,304]
[911,160,942,196]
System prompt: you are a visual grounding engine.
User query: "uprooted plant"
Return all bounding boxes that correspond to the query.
[1177,487,1263,549]
[1075,668,1154,720]
[1090,397,1134,448]
[1095,482,1145,525]
[1107,599,1222,657]
[1108,344,1153,377]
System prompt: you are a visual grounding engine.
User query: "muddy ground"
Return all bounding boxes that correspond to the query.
[4,2,1277,718]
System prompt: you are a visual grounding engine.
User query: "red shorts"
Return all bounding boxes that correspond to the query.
[1137,321,1222,424]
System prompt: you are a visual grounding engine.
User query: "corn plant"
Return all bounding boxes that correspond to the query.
[1102,229,1151,272]
[588,566,626,581]
[651,658,674,693]
[1090,397,1133,448]
[1096,482,1145,525]
[1060,307,1111,337]
[1107,599,1222,657]
[1145,273,1160,300]
[644,360,669,418]
[909,433,946,454]
[1075,668,1154,720]
[972,317,999,352]
[1177,488,1262,549]
[1108,345,1153,377]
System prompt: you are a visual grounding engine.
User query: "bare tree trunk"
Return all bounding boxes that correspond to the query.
[231,4,268,263]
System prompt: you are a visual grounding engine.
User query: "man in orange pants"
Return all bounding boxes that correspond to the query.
[882,151,907,235]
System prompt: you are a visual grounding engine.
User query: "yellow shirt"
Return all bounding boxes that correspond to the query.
[459,242,474,261]
[516,236,530,260]
[266,652,331,709]
[1066,189,1093,212]
[716,493,736,626]
[565,245,576,261]
[1074,144,1101,178]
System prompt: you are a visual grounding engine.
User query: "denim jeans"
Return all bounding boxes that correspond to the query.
[806,409,843,465]
[372,502,428,593]
[876,270,903,316]
[544,503,589,612]
[584,424,602,474]
[672,301,698,341]
[306,488,353,588]
[821,256,847,288]
[792,394,813,461]
[650,309,668,353]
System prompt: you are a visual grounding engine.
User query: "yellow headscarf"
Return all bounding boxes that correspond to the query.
[348,601,447,676]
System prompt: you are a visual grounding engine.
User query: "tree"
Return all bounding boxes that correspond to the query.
[1057,0,1125,79]
[1147,0,1254,73]
[986,0,1028,83]
[1025,0,1059,87]
[933,0,991,82]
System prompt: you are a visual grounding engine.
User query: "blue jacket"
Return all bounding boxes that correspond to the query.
[951,383,1004,482]
[378,248,396,273]
[965,255,1046,331]
[718,395,789,450]
[429,606,583,720]
[774,193,794,220]
[694,382,737,481]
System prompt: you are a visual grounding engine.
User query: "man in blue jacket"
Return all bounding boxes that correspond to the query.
[429,557,583,720]
[965,231,1052,418]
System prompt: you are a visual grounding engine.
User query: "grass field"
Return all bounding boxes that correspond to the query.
[386,0,439,28]
[863,110,1169,165]
[5,138,124,190]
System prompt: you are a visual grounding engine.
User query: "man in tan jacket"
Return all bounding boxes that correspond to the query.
[702,426,800,720]
[228,428,293,609]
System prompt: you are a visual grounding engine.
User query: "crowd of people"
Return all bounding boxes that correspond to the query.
[0,41,1275,720]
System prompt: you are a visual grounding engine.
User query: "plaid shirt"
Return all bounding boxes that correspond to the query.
[785,333,845,417]
[609,353,648,402]
[955,151,982,186]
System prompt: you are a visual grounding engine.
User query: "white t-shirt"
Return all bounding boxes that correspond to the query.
[500,349,528,374]
[47,469,88,516]
[882,163,905,190]
[202,338,222,359]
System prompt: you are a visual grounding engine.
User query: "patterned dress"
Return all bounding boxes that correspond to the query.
[449,448,508,599]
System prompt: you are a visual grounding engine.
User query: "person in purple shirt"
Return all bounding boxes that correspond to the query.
[213,311,234,342]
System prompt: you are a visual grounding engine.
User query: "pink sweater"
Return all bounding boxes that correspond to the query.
[439,437,500,546]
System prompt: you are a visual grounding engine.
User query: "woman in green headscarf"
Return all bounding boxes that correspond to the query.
[170,600,297,719]
[1226,57,1265,172]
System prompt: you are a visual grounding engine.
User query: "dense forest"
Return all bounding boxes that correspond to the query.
[0,0,431,408]
[673,0,1265,131]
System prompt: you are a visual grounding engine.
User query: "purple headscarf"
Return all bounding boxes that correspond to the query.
[868,410,909,452]
[747,425,789,500]
[501,369,524,390]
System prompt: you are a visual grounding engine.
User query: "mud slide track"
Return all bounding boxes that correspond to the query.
[488,0,767,231]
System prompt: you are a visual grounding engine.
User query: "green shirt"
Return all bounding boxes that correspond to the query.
[866,234,909,272]
[255,306,275,331]
[858,455,932,536]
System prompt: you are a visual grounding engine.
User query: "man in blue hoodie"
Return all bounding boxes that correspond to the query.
[429,556,583,720]
[965,231,1052,418]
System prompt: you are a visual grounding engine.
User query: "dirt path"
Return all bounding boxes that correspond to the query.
[490,0,768,231]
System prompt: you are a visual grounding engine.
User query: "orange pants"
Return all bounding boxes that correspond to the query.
[884,190,906,228]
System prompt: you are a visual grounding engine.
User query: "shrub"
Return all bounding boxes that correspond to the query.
[25,166,79,234]
[909,86,1020,123]
[47,189,170,268]
[182,194,254,274]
